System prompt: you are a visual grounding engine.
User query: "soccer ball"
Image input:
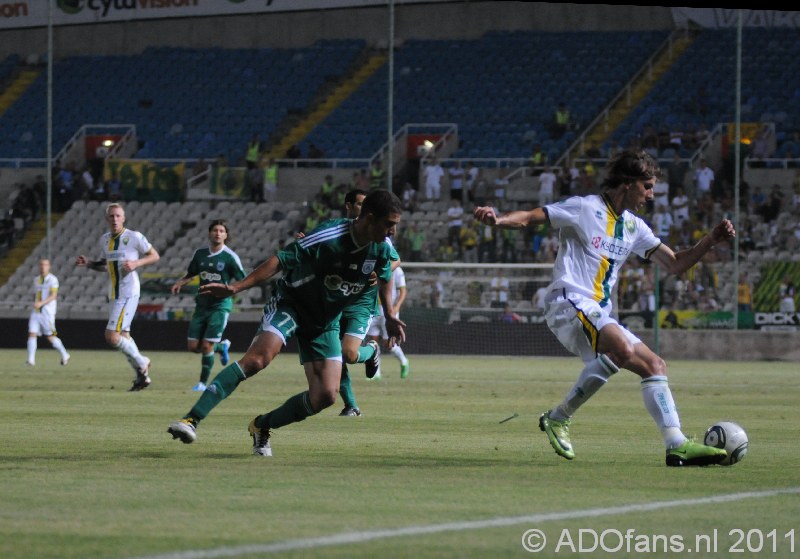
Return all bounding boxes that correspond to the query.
[704,421,749,466]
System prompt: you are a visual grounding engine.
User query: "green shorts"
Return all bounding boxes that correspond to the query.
[258,297,342,364]
[339,302,374,341]
[187,306,230,342]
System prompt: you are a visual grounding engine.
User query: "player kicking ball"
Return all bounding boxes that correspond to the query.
[475,149,733,467]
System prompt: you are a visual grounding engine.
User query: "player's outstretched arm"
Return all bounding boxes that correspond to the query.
[473,206,548,229]
[651,219,735,276]
[75,255,106,272]
[199,255,282,298]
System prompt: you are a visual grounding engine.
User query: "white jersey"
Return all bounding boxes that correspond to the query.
[99,228,153,300]
[33,272,59,315]
[544,194,660,310]
[391,266,406,309]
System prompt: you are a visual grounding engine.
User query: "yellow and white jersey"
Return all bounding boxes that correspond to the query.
[98,228,152,300]
[545,194,660,309]
[33,272,59,315]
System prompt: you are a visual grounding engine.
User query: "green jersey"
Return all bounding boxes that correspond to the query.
[187,246,246,311]
[276,218,393,332]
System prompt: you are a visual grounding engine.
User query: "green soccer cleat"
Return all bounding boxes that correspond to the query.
[666,439,727,467]
[539,410,575,460]
[400,362,410,379]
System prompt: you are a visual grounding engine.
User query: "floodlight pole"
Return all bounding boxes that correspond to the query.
[46,0,54,260]
[387,0,395,191]
[733,9,742,330]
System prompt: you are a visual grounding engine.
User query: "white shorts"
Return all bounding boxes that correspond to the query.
[106,296,139,333]
[545,290,640,363]
[366,314,387,339]
[29,310,57,337]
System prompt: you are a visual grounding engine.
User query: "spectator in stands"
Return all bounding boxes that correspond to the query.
[435,237,457,263]
[459,216,479,263]
[529,144,547,168]
[355,168,370,190]
[494,168,509,201]
[464,161,479,204]
[369,159,386,190]
[760,184,784,223]
[307,143,324,161]
[32,175,46,211]
[672,186,689,227]
[448,160,465,201]
[540,230,559,263]
[552,102,571,139]
[56,163,75,212]
[489,269,510,309]
[651,204,673,242]
[693,158,714,201]
[320,174,337,208]
[407,222,426,262]
[500,228,519,263]
[423,158,444,200]
[499,305,522,324]
[400,181,417,213]
[750,185,766,215]
[446,198,464,252]
[737,275,753,313]
[778,275,796,312]
[751,124,773,161]
[538,166,557,206]
[246,134,261,170]
[651,170,670,216]
[263,157,278,203]
[665,152,688,200]
[792,169,800,210]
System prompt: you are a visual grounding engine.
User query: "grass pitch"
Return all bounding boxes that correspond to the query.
[1,349,798,559]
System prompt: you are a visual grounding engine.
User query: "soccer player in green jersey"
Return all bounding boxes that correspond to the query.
[168,189,406,456]
[170,220,246,391]
[336,189,400,416]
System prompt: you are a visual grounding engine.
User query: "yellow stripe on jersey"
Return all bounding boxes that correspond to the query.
[592,256,611,303]
[107,231,123,300]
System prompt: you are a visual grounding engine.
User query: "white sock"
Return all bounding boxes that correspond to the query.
[641,375,686,449]
[390,344,408,365]
[551,355,618,420]
[50,337,69,359]
[115,337,148,370]
[27,337,37,363]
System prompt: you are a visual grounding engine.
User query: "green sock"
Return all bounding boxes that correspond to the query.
[339,366,358,409]
[188,362,246,422]
[200,352,214,384]
[255,391,316,430]
[356,344,376,364]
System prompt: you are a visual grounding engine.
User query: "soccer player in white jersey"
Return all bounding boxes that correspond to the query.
[26,259,71,366]
[75,203,160,391]
[475,149,736,467]
[367,263,410,379]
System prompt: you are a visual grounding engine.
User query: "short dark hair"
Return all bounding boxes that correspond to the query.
[602,149,659,190]
[361,189,402,218]
[208,219,229,235]
[344,188,368,206]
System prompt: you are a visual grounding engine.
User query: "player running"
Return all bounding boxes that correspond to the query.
[170,219,246,392]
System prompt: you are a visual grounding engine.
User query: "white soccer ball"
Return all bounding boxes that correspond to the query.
[704,421,749,466]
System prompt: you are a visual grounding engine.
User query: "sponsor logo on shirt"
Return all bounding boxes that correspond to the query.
[591,236,631,257]
[324,275,365,296]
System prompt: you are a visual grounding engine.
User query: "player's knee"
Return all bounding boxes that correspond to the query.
[104,331,121,346]
[187,341,201,353]
[341,346,359,364]
[650,356,667,377]
[312,388,338,410]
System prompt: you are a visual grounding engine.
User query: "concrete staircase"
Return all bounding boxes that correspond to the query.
[266,52,387,159]
[0,68,41,117]
[0,214,64,287]
[578,33,696,154]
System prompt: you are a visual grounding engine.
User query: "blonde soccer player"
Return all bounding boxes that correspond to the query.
[75,202,159,391]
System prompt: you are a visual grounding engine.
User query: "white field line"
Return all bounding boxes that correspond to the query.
[123,486,800,559]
